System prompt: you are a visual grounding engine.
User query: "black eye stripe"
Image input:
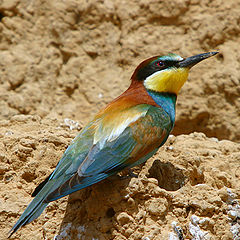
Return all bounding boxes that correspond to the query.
[159,60,177,66]
[152,60,178,70]
[156,61,164,67]
[136,59,179,81]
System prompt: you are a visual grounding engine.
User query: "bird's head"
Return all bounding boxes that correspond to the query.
[131,52,218,95]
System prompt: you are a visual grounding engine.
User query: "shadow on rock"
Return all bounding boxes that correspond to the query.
[147,159,186,191]
[55,176,131,240]
[55,161,186,239]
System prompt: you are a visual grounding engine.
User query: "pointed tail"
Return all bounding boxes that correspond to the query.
[8,179,59,238]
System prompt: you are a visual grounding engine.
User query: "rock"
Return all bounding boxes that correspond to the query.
[0,0,240,239]
[1,117,239,239]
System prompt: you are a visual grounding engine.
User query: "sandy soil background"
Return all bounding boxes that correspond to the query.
[0,0,239,239]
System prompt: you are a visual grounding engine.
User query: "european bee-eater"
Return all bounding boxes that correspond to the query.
[9,51,218,237]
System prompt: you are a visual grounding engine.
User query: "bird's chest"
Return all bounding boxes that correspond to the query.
[147,90,176,127]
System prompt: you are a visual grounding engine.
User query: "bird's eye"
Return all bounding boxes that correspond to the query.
[156,61,165,67]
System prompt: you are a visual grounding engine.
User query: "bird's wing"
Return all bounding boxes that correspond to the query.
[31,103,149,198]
[31,123,95,197]
[45,104,172,202]
[9,104,172,236]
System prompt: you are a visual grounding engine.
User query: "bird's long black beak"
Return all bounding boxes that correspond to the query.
[178,52,219,68]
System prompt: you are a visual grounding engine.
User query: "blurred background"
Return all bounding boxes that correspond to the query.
[0,1,240,239]
[0,0,239,141]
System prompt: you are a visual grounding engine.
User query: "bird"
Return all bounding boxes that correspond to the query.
[9,51,218,237]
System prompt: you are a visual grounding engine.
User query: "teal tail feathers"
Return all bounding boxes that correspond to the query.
[8,197,48,238]
[8,180,58,238]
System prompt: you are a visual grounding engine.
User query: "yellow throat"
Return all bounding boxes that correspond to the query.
[143,67,189,94]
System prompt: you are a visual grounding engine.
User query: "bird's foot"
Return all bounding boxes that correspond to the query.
[119,169,138,180]
[128,169,138,178]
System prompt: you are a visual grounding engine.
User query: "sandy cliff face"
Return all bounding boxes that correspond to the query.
[0,0,239,239]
